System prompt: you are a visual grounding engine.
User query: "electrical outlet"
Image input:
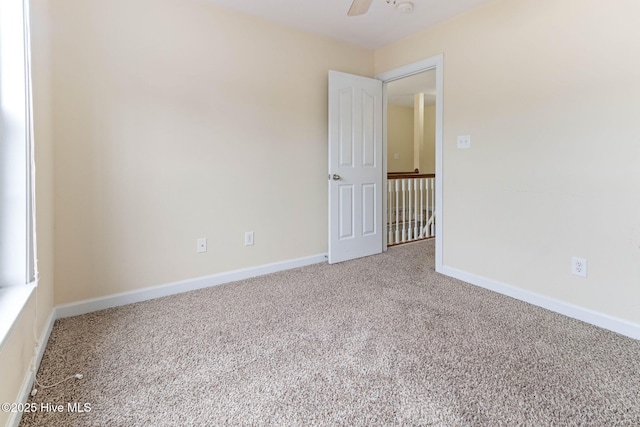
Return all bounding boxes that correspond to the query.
[571,257,587,277]
[197,237,207,253]
[244,231,254,246]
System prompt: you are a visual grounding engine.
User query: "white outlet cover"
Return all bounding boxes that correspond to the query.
[571,256,587,277]
[197,237,207,253]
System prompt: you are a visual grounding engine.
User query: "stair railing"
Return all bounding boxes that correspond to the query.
[387,172,435,246]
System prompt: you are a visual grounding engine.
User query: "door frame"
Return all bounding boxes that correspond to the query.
[375,54,444,273]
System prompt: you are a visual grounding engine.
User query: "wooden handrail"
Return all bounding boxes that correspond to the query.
[388,173,435,179]
[389,168,420,174]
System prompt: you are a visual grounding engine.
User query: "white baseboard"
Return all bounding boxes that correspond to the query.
[8,309,55,427]
[55,253,328,320]
[34,310,55,374]
[12,254,635,427]
[441,265,640,341]
[8,253,327,427]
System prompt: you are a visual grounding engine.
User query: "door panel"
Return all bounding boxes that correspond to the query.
[339,89,354,167]
[362,92,376,168]
[339,185,354,240]
[328,70,383,264]
[362,184,376,236]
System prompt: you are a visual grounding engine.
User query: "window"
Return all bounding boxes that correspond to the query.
[0,0,37,347]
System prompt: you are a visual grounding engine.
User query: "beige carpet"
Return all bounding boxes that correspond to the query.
[20,240,640,426]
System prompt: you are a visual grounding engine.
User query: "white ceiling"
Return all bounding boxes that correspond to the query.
[204,0,494,49]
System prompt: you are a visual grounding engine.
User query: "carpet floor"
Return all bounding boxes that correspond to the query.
[19,240,640,426]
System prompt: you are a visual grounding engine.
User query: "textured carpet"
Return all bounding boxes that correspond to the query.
[20,240,640,426]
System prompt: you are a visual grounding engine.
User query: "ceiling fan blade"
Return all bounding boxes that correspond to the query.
[347,0,374,16]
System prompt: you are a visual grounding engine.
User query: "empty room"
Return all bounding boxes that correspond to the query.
[1,0,639,425]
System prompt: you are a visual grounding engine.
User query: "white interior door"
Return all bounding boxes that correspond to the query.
[328,70,383,264]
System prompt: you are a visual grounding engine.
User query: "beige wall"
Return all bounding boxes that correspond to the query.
[420,104,436,174]
[5,1,640,422]
[387,104,414,172]
[387,103,435,174]
[0,0,55,425]
[0,297,35,427]
[376,0,640,323]
[51,0,374,304]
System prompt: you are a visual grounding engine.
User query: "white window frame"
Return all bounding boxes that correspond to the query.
[0,0,38,349]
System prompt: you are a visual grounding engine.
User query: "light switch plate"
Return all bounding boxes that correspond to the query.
[244,231,254,246]
[457,135,471,149]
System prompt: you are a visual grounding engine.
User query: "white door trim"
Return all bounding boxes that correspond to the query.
[375,54,444,273]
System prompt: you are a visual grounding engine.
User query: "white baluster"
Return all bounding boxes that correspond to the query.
[419,178,424,238]
[407,178,413,241]
[424,178,433,237]
[393,179,400,243]
[401,179,406,242]
[387,180,392,245]
[425,178,429,236]
[413,178,420,240]
[431,177,435,237]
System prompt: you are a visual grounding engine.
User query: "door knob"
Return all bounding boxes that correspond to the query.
[331,174,341,181]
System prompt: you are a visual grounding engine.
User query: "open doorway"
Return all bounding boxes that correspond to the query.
[326,55,442,269]
[377,55,443,272]
[385,70,437,247]
[386,70,437,175]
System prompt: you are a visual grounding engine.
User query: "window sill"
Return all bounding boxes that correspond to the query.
[0,284,36,351]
